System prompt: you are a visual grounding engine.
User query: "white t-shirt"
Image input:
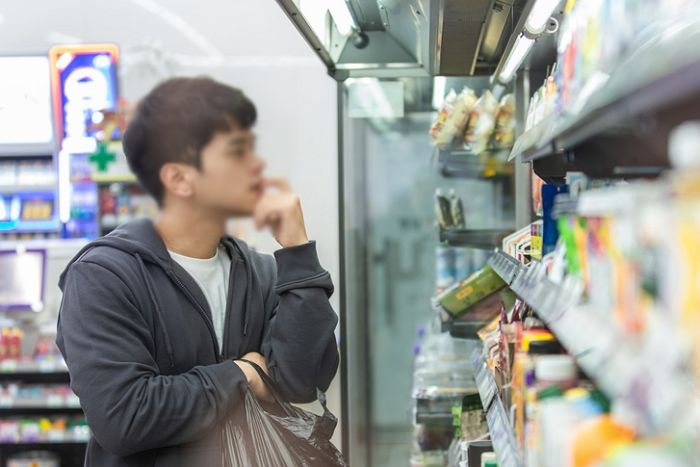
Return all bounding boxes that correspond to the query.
[169,247,231,351]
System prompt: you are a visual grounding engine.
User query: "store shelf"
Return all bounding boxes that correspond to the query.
[92,174,137,183]
[0,407,83,416]
[471,352,522,467]
[414,411,454,424]
[488,251,694,433]
[0,361,70,384]
[441,320,484,340]
[488,251,524,285]
[437,149,512,180]
[0,436,88,446]
[439,229,513,249]
[0,185,56,195]
[509,22,700,179]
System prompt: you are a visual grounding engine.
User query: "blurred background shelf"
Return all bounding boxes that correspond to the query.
[0,185,56,195]
[439,229,512,249]
[471,353,522,467]
[511,26,700,180]
[0,361,70,384]
[0,406,83,416]
[437,149,513,180]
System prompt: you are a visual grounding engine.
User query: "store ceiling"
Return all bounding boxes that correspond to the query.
[276,0,527,80]
[0,1,313,66]
[0,0,326,101]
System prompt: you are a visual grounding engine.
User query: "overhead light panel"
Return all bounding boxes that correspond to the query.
[525,0,561,34]
[499,34,535,83]
[493,0,560,83]
[432,77,447,110]
[328,0,357,36]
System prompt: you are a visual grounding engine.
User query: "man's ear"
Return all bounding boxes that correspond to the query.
[160,163,194,199]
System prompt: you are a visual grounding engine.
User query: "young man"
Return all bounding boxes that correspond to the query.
[56,77,339,466]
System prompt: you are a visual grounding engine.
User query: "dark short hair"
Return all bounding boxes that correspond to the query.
[123,76,257,203]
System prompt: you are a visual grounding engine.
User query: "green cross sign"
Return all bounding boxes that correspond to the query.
[89,142,117,172]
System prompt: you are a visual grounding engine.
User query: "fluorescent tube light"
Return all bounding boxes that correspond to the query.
[328,0,356,36]
[525,0,560,34]
[499,34,535,83]
[432,76,447,110]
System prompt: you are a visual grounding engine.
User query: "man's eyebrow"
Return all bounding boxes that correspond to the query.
[226,134,256,146]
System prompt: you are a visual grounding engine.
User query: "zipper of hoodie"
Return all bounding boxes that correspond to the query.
[221,257,237,359]
[167,270,222,363]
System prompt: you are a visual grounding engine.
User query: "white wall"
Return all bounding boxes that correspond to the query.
[0,0,342,448]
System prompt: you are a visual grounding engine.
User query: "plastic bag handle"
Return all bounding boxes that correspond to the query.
[237,358,328,409]
[237,359,288,407]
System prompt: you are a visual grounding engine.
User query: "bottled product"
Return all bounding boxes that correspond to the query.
[512,331,560,449]
[436,246,455,290]
[534,355,577,391]
[570,414,635,467]
[435,189,453,229]
[481,452,497,467]
[449,189,465,229]
[523,355,577,467]
[453,248,471,281]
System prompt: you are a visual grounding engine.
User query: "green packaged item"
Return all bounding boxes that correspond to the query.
[437,265,507,318]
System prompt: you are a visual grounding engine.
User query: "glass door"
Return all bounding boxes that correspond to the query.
[339,77,516,467]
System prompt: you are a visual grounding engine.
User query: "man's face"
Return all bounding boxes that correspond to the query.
[189,126,266,217]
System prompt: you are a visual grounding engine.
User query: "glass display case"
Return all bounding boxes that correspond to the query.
[339,77,517,467]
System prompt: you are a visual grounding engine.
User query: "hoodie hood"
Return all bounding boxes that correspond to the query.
[59,218,259,354]
[59,218,172,290]
[59,219,254,288]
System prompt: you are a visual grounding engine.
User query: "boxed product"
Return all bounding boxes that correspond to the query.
[436,265,507,318]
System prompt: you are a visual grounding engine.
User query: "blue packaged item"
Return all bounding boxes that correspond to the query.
[542,184,569,255]
[436,246,455,289]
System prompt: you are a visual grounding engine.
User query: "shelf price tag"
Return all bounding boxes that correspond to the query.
[47,395,63,408]
[47,430,66,442]
[0,396,13,408]
[39,360,56,373]
[0,360,17,373]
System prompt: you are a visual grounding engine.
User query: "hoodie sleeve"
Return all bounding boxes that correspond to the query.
[260,241,339,403]
[56,260,247,457]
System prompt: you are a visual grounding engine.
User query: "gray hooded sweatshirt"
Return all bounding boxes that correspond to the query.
[56,219,339,467]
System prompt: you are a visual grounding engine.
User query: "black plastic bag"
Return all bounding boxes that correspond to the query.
[222,360,347,467]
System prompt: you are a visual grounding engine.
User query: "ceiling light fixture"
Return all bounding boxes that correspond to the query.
[525,0,561,34]
[492,0,561,84]
[328,0,357,36]
[499,35,535,83]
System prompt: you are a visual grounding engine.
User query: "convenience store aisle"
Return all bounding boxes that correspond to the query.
[280,0,700,466]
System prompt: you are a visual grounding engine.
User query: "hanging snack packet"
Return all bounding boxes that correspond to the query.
[429,89,457,145]
[431,88,478,149]
[464,90,499,155]
[492,94,516,149]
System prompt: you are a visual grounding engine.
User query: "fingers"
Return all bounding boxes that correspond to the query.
[253,194,283,230]
[241,352,269,374]
[262,177,292,193]
[253,202,277,230]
